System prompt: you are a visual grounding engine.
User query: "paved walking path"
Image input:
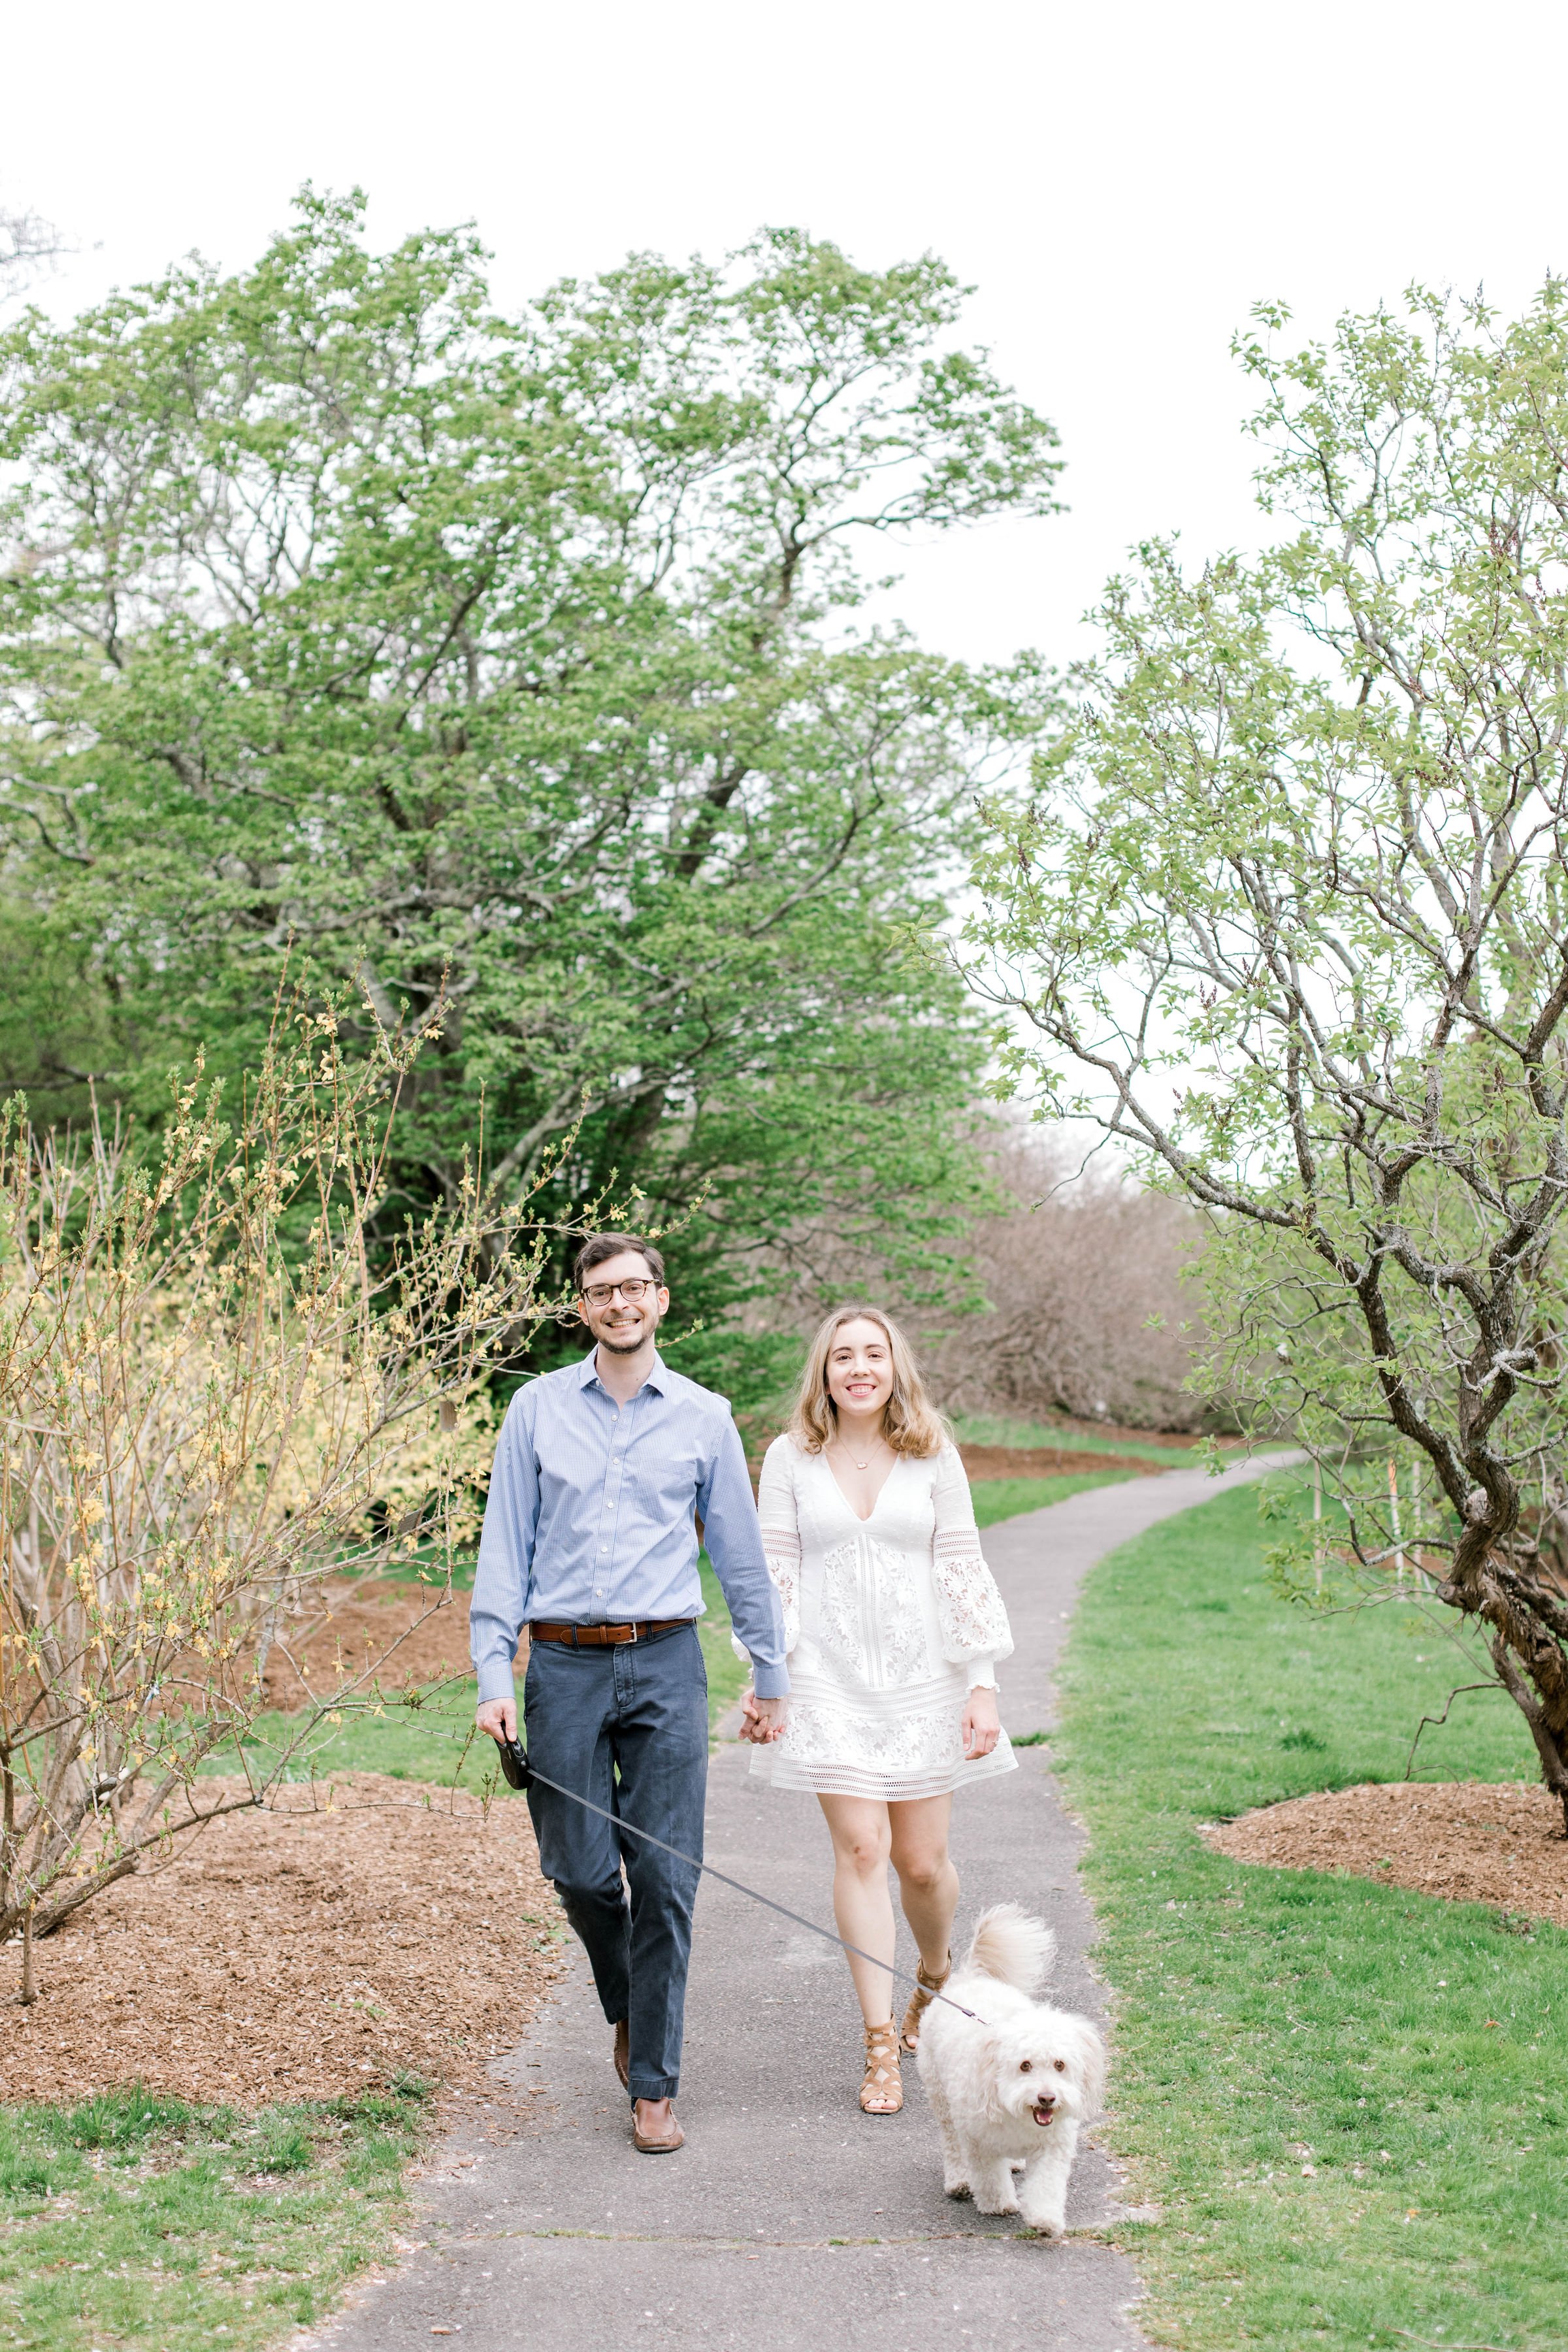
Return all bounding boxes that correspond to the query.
[310,1453,1287,2352]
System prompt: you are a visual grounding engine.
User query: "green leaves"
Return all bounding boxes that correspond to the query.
[0,196,1062,1383]
[961,281,1568,1798]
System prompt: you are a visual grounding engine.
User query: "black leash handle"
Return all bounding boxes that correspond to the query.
[494,1733,985,2023]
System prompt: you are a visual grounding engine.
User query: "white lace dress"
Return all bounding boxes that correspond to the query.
[738,1436,1017,1800]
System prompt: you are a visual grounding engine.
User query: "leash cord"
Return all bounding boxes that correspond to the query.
[500,1742,986,2024]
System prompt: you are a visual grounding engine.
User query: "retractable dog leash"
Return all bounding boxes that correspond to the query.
[494,1733,987,2024]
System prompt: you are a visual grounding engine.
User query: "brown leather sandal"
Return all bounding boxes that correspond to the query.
[859,2019,903,2115]
[900,1953,952,2051]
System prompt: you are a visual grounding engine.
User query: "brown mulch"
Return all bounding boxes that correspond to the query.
[1,1774,563,2108]
[1205,1779,1568,1929]
[256,1582,495,1710]
[1035,1414,1224,1452]
[958,1444,1168,1480]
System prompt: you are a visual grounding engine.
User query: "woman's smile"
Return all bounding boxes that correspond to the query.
[825,1318,897,1420]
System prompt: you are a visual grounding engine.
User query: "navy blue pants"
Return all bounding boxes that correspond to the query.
[523,1624,708,2103]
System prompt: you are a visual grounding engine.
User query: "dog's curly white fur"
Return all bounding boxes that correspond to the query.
[915,1904,1105,2237]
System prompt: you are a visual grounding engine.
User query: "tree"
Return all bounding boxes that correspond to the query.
[0,1000,564,1993]
[923,1126,1207,1429]
[959,284,1568,1818]
[0,193,1060,1389]
[0,204,65,297]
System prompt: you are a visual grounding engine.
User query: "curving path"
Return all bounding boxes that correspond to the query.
[305,1453,1287,2352]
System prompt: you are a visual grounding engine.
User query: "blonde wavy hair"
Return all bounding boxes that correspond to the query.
[789,1306,951,1458]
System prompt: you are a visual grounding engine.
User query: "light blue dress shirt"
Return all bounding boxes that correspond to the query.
[469,1350,789,1704]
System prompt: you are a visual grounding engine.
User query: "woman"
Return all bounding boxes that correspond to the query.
[738,1307,1015,2116]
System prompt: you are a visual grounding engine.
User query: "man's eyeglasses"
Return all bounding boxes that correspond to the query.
[581,1278,657,1306]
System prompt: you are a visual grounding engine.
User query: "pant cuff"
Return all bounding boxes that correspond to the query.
[628,2075,679,2102]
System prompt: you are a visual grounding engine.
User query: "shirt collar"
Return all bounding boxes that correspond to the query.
[579,1347,668,1397]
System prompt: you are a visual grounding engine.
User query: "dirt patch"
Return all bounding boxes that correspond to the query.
[959,1445,1166,1481]
[1205,1779,1568,1929]
[257,1584,523,1708]
[1,1774,562,2108]
[1036,1416,1221,1450]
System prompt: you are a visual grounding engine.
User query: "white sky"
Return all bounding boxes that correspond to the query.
[8,0,1568,676]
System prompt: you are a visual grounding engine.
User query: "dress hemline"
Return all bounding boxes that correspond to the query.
[747,1738,1018,1801]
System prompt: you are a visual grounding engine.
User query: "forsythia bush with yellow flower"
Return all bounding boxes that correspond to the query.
[0,1001,578,1994]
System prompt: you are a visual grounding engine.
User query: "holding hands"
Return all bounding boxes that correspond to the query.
[740,1690,788,1744]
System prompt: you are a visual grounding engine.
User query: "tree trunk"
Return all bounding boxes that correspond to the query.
[19,1904,36,2006]
[1443,1503,1568,1837]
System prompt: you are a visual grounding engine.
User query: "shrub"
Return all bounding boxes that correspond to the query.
[0,998,572,1989]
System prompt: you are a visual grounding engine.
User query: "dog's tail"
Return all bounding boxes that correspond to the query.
[963,1903,1055,1993]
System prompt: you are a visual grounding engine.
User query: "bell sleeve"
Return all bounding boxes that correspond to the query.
[931,1443,1014,1686]
[732,1435,801,1663]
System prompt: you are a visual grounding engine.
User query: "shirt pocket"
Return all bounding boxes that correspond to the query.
[634,1446,705,1522]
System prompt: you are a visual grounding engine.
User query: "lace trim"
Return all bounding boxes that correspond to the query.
[750,1698,1017,1797]
[816,1537,934,1686]
[874,1539,933,1684]
[730,1543,802,1661]
[932,1550,1014,1663]
[750,1746,1017,1800]
[817,1537,865,1676]
[773,1696,968,1774]
[764,1548,800,1652]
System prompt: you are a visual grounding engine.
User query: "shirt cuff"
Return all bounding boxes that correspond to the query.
[965,1659,998,1691]
[476,1663,517,1705]
[750,1661,791,1700]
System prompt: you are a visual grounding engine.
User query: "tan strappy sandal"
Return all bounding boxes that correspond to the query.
[900,1952,952,2051]
[859,2019,903,2115]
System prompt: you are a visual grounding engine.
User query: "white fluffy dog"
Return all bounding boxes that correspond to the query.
[915,1904,1105,2238]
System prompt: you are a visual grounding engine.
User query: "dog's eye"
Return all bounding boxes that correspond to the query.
[1018,2060,1032,2074]
[1054,2059,1067,2072]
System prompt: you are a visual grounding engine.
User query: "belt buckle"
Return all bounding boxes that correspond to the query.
[622,1621,640,1645]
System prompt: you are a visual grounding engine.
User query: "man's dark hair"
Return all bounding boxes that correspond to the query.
[574,1232,666,1290]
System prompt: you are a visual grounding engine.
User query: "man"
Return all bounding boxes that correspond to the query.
[472,1234,788,2154]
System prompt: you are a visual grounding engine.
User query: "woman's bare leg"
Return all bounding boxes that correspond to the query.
[817,1793,896,2024]
[888,1793,958,1976]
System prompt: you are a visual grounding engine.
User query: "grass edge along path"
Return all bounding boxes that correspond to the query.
[0,2080,430,2352]
[1060,1480,1566,2352]
[953,1412,1223,1466]
[7,1468,1130,2349]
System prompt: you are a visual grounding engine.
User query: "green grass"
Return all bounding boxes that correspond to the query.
[971,1469,1131,1526]
[1062,1479,1562,2352]
[16,1475,1118,2348]
[203,1680,493,1791]
[209,1555,765,1791]
[210,1481,1133,1787]
[0,2080,431,2352]
[694,1554,751,1728]
[953,1410,1217,1464]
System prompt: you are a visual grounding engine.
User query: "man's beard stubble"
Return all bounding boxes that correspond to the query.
[596,1317,660,1355]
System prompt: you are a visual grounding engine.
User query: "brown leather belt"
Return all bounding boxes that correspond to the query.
[529,1619,692,1647]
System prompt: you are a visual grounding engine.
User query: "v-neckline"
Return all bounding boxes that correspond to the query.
[822,1448,899,1526]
